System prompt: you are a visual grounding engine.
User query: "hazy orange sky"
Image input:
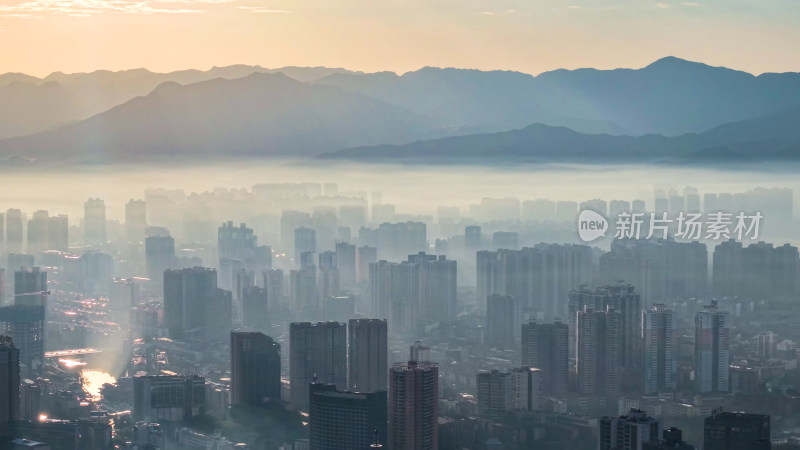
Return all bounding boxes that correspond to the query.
[1,0,799,76]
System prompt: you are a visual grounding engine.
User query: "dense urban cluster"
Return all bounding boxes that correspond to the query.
[1,183,800,449]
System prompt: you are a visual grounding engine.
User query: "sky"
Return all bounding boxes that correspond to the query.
[0,0,799,77]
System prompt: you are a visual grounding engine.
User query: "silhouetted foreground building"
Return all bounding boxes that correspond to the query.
[704,411,770,450]
[599,409,660,450]
[290,322,346,410]
[230,331,281,407]
[308,383,387,450]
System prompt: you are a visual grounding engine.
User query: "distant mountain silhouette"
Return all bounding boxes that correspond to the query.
[2,57,800,163]
[0,65,358,140]
[0,73,434,162]
[323,104,800,164]
[317,57,800,136]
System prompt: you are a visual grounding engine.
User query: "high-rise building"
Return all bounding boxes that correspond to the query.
[478,244,593,317]
[335,242,356,289]
[163,267,231,339]
[0,307,44,376]
[704,411,770,450]
[576,306,621,414]
[356,245,377,284]
[0,336,20,442]
[713,239,800,300]
[348,319,388,393]
[15,267,47,308]
[263,269,284,309]
[5,209,23,254]
[125,199,147,243]
[485,294,517,349]
[230,332,281,407]
[695,302,730,393]
[290,265,318,312]
[510,366,543,411]
[218,221,271,275]
[26,211,49,254]
[241,286,269,328]
[568,284,640,369]
[599,409,661,450]
[318,251,340,301]
[289,322,347,410]
[389,361,438,450]
[369,253,456,332]
[476,370,513,420]
[84,198,107,245]
[145,235,175,282]
[520,319,568,397]
[133,375,206,421]
[643,304,675,395]
[110,278,138,327]
[600,239,708,304]
[465,226,482,252]
[295,227,317,264]
[47,215,69,252]
[309,383,387,450]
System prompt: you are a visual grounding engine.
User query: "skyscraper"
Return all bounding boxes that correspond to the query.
[230,331,281,407]
[295,227,317,264]
[335,242,356,289]
[576,306,621,414]
[5,209,23,254]
[289,322,347,410]
[370,253,457,332]
[218,221,271,273]
[476,370,512,420]
[242,286,269,328]
[15,267,47,308]
[356,245,377,284]
[318,251,340,301]
[389,361,438,450]
[309,383,387,450]
[520,319,568,397]
[704,411,770,450]
[163,267,231,339]
[125,199,147,243]
[568,284,641,369]
[599,409,661,450]
[465,225,481,252]
[477,244,593,316]
[695,302,730,393]
[145,235,175,282]
[485,294,517,349]
[348,319,388,393]
[26,210,49,254]
[0,336,20,442]
[0,306,44,376]
[290,265,318,313]
[84,198,107,245]
[263,268,284,309]
[642,304,675,395]
[47,215,69,252]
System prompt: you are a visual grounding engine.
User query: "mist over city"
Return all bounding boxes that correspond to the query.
[2,1,800,449]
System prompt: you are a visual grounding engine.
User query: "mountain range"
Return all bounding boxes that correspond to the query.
[323,104,800,164]
[0,57,799,164]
